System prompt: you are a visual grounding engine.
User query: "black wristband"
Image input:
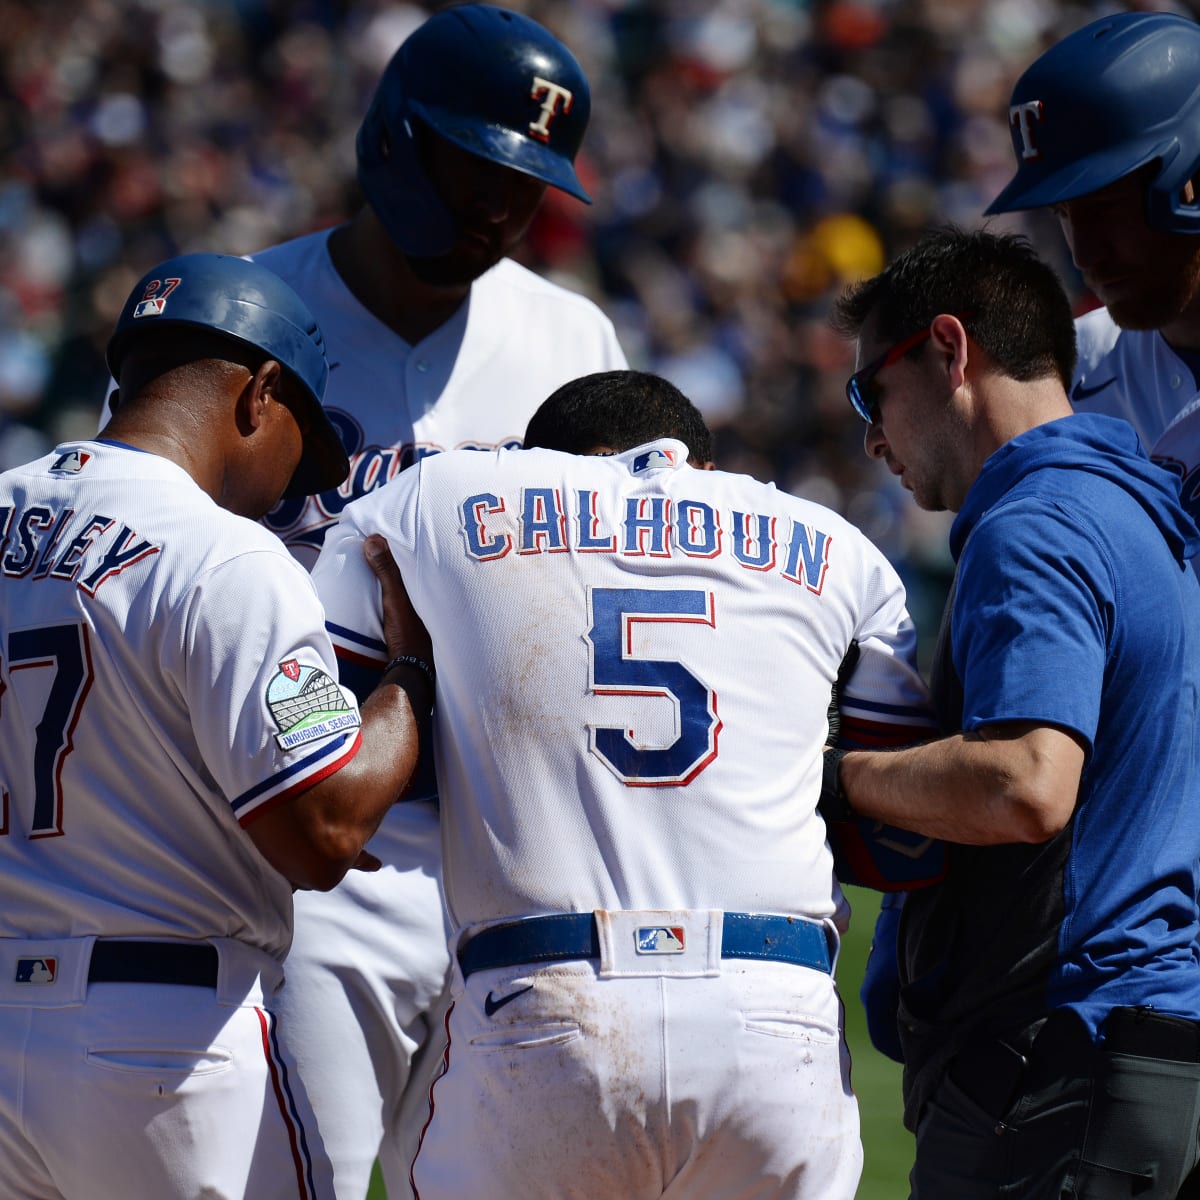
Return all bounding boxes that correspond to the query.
[819,747,855,823]
[384,654,436,690]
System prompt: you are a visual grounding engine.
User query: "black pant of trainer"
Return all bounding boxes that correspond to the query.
[910,1007,1200,1199]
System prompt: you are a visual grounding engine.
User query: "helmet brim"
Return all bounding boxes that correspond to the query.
[417,101,592,204]
[985,141,1164,216]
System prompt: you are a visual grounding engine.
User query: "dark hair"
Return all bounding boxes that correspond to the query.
[523,370,714,463]
[831,226,1077,389]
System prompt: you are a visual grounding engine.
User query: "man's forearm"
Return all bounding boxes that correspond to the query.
[833,722,1083,846]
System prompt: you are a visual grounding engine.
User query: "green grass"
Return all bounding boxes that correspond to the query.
[367,886,912,1199]
[368,1163,387,1199]
[841,885,914,1199]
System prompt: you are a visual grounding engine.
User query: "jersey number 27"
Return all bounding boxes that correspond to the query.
[0,621,93,837]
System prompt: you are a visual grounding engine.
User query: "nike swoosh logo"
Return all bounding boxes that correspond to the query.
[484,985,533,1016]
[1071,377,1117,402]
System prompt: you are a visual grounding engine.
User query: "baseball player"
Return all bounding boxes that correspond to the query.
[311,370,938,1199]
[242,8,627,1196]
[0,253,432,1199]
[985,10,1200,533]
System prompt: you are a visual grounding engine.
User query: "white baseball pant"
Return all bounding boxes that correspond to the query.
[0,936,328,1199]
[411,910,862,1199]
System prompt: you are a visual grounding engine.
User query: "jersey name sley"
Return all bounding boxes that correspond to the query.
[0,503,159,594]
[459,487,833,592]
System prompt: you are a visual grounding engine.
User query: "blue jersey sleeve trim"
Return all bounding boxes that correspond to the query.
[231,731,356,814]
[843,695,937,721]
[325,620,387,655]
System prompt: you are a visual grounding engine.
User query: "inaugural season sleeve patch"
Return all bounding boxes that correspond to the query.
[268,658,361,751]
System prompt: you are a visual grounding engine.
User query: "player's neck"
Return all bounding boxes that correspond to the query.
[1159,306,1200,355]
[100,413,209,492]
[327,215,471,345]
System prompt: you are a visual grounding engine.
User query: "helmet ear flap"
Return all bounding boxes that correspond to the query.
[355,75,459,258]
[1146,144,1200,236]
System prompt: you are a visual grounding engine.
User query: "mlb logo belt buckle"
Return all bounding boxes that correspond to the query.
[635,926,686,954]
[15,957,57,984]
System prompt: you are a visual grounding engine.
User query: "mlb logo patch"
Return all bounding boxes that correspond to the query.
[50,450,92,474]
[132,297,167,319]
[636,926,686,954]
[15,957,57,984]
[631,448,677,475]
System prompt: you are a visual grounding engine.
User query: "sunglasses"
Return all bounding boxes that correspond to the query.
[845,326,936,424]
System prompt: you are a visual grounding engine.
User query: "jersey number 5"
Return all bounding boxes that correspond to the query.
[0,622,94,837]
[586,587,721,786]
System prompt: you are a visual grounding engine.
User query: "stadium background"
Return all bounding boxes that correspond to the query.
[1,1,1181,1195]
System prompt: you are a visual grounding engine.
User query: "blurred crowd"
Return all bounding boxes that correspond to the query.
[0,0,1184,644]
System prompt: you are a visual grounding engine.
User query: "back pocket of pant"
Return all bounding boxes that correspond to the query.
[742,1010,839,1043]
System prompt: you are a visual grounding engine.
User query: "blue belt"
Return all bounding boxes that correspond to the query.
[457,912,833,979]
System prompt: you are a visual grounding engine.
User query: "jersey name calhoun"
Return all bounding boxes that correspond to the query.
[461,484,834,591]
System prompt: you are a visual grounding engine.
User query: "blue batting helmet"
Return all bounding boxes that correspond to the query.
[985,12,1200,233]
[106,253,348,498]
[356,3,591,258]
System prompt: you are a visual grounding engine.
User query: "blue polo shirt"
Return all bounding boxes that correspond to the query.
[898,412,1200,1128]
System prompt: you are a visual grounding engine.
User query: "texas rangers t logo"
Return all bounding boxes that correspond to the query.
[1009,100,1045,160]
[529,76,573,141]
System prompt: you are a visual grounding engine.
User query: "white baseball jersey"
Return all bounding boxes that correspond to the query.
[315,440,935,930]
[314,440,933,1199]
[1073,306,1200,534]
[251,230,628,568]
[247,227,628,1200]
[0,439,363,960]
